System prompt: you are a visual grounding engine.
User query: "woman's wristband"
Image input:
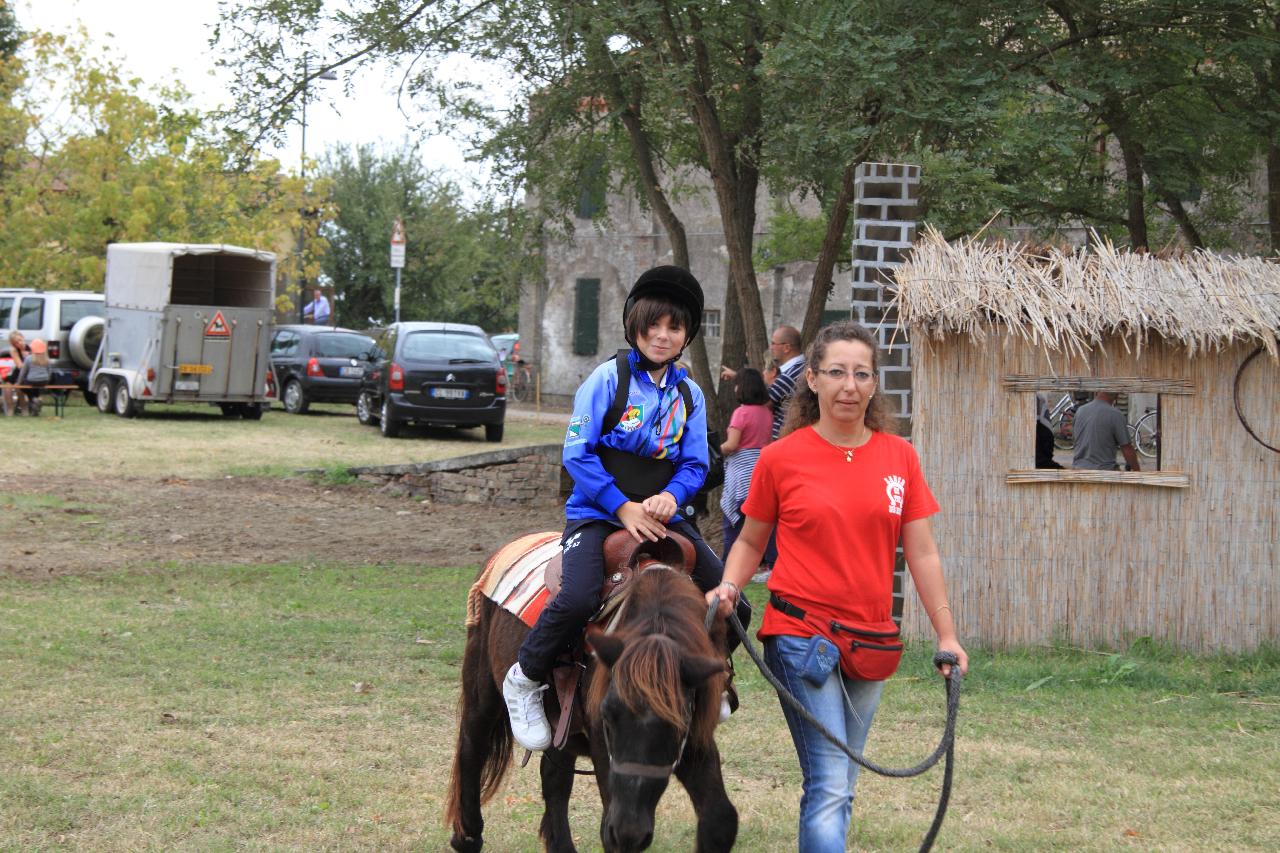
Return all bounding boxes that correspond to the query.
[930,603,952,619]
[719,580,740,602]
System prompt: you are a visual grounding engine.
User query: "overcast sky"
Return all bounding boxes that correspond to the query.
[15,0,485,186]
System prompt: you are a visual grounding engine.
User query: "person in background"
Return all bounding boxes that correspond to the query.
[302,288,331,325]
[719,367,772,560]
[721,324,806,440]
[15,338,52,417]
[2,330,28,416]
[1071,391,1140,471]
[708,321,967,853]
[1035,392,1064,469]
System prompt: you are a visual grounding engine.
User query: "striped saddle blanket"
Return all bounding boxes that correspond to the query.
[467,532,563,629]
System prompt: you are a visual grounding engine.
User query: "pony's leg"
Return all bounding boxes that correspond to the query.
[538,750,579,853]
[675,743,738,853]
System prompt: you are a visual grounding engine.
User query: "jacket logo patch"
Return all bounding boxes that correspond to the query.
[566,414,589,442]
[619,404,644,432]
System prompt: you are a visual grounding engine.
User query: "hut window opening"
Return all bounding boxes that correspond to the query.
[1008,374,1191,488]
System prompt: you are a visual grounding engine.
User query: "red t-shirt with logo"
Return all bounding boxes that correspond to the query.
[741,427,940,637]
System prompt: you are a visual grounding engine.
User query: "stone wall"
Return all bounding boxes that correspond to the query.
[348,445,563,506]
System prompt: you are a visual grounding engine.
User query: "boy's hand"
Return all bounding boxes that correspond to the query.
[617,502,668,543]
[641,491,678,523]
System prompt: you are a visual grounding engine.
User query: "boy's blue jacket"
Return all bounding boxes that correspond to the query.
[563,350,709,522]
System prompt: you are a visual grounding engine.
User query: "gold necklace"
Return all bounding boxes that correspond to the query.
[811,425,870,462]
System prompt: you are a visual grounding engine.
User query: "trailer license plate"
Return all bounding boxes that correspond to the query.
[174,380,199,392]
[431,387,469,400]
[179,363,213,375]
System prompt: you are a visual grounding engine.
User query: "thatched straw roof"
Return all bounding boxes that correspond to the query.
[894,227,1280,358]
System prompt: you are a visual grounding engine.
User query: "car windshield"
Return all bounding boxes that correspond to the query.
[402,331,495,362]
[314,332,375,359]
[59,299,103,331]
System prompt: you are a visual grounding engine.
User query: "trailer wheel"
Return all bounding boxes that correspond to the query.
[380,399,401,438]
[219,403,242,418]
[283,380,309,414]
[95,377,116,414]
[356,391,378,426]
[242,404,265,421]
[114,382,140,418]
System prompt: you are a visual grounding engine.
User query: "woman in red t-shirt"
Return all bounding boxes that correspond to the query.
[707,321,968,852]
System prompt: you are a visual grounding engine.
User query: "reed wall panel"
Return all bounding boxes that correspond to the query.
[903,330,1278,651]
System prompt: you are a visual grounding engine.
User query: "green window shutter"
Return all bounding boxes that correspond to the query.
[573,278,600,356]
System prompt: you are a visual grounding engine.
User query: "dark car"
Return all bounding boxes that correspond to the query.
[270,325,378,414]
[357,322,506,441]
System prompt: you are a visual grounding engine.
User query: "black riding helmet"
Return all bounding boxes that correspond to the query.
[622,265,704,349]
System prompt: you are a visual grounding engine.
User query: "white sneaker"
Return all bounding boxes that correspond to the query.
[503,663,552,751]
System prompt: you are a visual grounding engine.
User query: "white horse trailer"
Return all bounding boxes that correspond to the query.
[90,243,279,418]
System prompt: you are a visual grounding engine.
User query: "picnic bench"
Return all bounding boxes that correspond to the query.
[0,384,80,417]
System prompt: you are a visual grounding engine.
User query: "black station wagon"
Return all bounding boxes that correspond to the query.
[269,325,378,414]
[357,322,506,441]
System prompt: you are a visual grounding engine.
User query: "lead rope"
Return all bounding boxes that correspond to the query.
[709,598,961,853]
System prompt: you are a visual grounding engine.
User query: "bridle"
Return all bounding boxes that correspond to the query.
[602,697,693,780]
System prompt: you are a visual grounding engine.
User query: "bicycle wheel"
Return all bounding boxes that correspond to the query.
[1133,411,1158,458]
[1053,408,1075,451]
[510,365,531,403]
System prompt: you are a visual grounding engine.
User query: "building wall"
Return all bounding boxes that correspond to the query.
[526,178,853,404]
[905,332,1279,651]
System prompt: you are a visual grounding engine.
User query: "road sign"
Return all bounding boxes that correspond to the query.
[390,219,406,269]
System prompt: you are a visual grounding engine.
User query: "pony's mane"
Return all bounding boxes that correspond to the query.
[586,567,726,750]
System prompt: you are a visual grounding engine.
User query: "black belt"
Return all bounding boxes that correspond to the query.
[769,592,900,639]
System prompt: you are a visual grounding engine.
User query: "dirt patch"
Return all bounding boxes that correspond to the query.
[0,474,566,578]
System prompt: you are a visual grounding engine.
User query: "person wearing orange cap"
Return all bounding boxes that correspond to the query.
[16,338,52,416]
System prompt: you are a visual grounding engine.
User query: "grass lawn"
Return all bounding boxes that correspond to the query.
[0,398,566,479]
[2,563,1276,851]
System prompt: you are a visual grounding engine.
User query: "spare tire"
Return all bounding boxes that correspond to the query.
[68,316,105,369]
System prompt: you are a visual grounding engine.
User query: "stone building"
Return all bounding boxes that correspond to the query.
[519,173,855,405]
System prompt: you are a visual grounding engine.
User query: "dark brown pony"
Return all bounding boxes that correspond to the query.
[445,559,738,853]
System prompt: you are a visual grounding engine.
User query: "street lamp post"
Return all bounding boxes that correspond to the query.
[297,56,336,323]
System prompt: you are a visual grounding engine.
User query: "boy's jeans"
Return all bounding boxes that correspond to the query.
[764,634,885,853]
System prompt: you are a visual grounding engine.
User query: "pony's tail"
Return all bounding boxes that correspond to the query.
[444,617,515,840]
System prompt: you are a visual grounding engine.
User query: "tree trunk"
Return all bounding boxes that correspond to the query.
[1160,193,1204,249]
[801,162,858,344]
[1111,118,1149,250]
[1270,139,1280,255]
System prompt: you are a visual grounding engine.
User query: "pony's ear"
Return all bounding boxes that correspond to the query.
[589,631,625,668]
[679,653,726,687]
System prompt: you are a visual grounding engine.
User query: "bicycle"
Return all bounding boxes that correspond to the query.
[1128,407,1159,459]
[506,358,533,403]
[1047,392,1078,451]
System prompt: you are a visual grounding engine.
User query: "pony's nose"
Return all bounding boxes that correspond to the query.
[604,820,654,852]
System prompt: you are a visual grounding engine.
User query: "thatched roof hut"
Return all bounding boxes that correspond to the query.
[893,229,1279,651]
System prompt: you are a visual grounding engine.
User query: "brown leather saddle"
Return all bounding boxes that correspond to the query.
[541,529,696,751]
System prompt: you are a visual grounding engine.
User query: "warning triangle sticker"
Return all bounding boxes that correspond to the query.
[204,311,231,337]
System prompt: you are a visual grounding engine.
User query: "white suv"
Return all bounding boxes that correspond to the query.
[0,289,105,395]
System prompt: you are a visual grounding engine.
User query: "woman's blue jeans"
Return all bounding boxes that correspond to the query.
[764,634,886,853]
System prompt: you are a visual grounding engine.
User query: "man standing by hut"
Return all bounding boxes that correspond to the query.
[1072,392,1141,471]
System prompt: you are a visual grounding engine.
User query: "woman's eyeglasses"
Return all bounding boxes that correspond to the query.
[813,367,875,384]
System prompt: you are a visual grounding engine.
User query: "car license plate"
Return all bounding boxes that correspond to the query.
[174,380,200,392]
[178,363,213,375]
[339,365,364,377]
[431,387,469,400]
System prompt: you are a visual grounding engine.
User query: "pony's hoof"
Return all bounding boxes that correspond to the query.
[450,833,482,852]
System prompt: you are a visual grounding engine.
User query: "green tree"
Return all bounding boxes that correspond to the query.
[318,142,524,329]
[0,29,319,294]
